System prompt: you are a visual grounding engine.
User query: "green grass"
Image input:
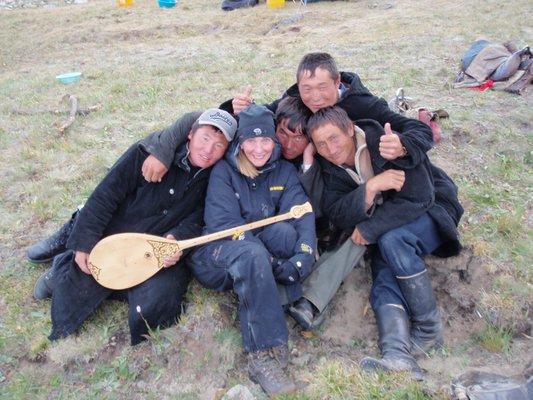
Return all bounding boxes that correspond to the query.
[474,324,514,354]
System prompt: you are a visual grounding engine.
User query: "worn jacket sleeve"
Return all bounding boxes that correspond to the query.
[320,161,371,233]
[203,161,262,245]
[297,160,324,218]
[139,111,201,169]
[356,130,435,243]
[66,144,146,253]
[341,94,433,168]
[356,191,433,244]
[277,162,317,280]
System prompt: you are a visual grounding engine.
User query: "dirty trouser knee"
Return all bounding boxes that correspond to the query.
[189,240,287,353]
[127,262,191,345]
[300,239,366,312]
[377,213,441,280]
[50,250,112,340]
[257,222,298,260]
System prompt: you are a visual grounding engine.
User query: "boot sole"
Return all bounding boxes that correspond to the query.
[27,255,54,264]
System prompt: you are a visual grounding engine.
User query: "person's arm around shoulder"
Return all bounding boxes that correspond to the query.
[139,111,201,182]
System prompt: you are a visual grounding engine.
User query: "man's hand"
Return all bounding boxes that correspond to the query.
[302,142,316,167]
[351,228,369,245]
[231,86,253,115]
[367,169,405,193]
[141,155,168,183]
[75,251,92,275]
[379,123,406,160]
[162,234,183,268]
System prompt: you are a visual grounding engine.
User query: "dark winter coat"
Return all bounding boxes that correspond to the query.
[67,142,210,254]
[319,119,463,258]
[203,139,317,281]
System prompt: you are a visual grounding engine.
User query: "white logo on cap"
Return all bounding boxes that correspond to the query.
[253,128,262,136]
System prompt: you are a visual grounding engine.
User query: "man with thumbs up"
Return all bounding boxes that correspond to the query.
[307,106,463,380]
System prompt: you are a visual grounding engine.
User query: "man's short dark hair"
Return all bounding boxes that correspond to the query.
[296,52,340,83]
[275,97,312,136]
[307,106,353,137]
[190,121,222,136]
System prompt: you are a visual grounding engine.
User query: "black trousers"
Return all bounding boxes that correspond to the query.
[49,250,191,345]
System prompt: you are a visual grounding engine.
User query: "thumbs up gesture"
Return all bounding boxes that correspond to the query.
[232,85,254,115]
[379,123,406,160]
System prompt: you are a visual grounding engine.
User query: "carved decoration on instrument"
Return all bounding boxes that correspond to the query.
[148,240,181,268]
[88,262,101,281]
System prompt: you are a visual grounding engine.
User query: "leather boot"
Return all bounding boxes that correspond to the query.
[397,270,443,357]
[248,344,296,396]
[288,297,327,331]
[360,304,424,381]
[27,210,78,263]
[33,267,55,300]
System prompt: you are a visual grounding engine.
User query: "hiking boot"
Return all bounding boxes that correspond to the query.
[33,267,55,300]
[270,342,290,369]
[27,210,78,263]
[288,297,327,331]
[397,270,443,358]
[360,304,424,381]
[248,345,296,396]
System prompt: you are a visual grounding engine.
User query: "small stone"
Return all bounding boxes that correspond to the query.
[222,384,255,400]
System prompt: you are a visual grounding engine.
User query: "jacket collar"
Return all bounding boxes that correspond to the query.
[173,142,204,178]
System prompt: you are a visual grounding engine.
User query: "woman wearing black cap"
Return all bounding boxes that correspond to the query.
[188,104,316,396]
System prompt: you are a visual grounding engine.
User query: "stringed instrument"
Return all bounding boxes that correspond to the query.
[88,202,312,290]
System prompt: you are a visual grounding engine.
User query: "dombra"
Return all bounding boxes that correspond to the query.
[88,202,312,290]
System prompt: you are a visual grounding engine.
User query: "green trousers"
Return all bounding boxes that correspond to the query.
[279,240,366,311]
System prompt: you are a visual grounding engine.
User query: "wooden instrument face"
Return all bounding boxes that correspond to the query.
[88,233,181,290]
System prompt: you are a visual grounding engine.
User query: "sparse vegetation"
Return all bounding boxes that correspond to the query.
[0,0,531,398]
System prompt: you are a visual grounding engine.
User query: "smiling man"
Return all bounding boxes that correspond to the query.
[308,106,463,380]
[41,109,236,346]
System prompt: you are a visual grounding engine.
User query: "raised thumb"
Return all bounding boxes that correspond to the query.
[384,122,393,135]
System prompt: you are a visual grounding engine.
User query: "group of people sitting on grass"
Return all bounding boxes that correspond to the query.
[28,52,463,396]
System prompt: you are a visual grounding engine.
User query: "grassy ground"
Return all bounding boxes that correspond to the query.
[0,0,531,398]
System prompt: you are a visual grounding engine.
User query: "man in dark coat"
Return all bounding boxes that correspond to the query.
[307,106,463,380]
[43,109,237,345]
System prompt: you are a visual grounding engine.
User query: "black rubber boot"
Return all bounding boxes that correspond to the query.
[397,270,443,358]
[360,304,424,381]
[27,210,78,263]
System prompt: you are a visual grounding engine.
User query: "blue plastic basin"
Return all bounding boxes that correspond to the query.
[158,0,175,8]
[56,72,82,84]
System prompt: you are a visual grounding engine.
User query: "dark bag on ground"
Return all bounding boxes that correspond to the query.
[221,0,258,11]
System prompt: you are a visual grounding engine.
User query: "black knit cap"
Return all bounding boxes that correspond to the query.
[236,104,276,144]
